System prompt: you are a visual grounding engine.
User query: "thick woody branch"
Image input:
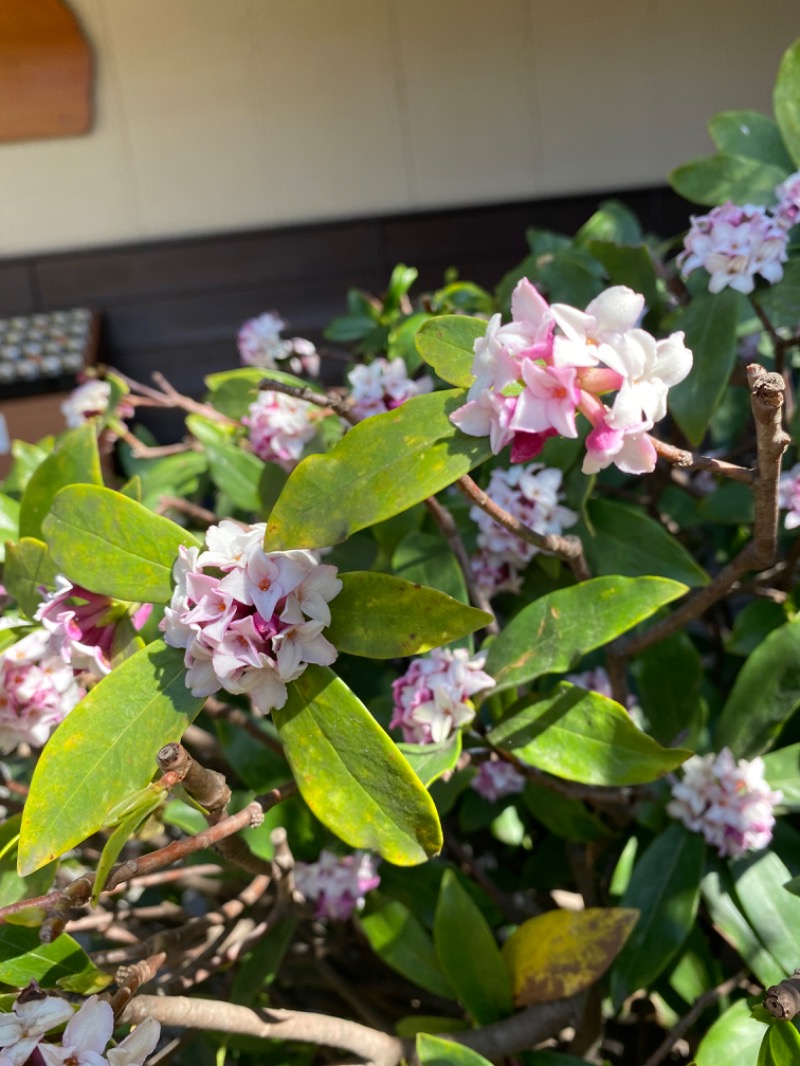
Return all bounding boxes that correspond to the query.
[764,969,800,1020]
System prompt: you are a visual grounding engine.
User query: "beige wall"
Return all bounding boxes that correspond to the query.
[0,0,796,256]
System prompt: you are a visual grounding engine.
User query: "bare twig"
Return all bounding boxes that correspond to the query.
[155,495,217,526]
[649,437,753,484]
[259,376,357,425]
[642,971,746,1066]
[423,494,498,630]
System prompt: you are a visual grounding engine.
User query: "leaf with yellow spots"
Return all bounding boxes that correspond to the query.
[502,907,639,1005]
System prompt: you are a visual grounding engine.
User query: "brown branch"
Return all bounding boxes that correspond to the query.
[424,494,498,631]
[643,971,747,1066]
[764,969,800,1020]
[258,375,357,425]
[155,495,217,526]
[649,437,753,484]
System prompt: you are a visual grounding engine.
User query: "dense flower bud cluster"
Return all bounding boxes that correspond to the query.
[667,748,782,858]
[471,757,526,802]
[0,629,83,754]
[293,849,380,921]
[244,390,319,463]
[390,647,495,744]
[60,379,112,428]
[237,310,320,377]
[451,279,692,475]
[678,201,788,294]
[779,462,800,530]
[774,169,800,230]
[161,521,342,715]
[347,356,433,419]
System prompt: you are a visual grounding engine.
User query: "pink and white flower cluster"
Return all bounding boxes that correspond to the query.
[451,279,692,476]
[244,390,319,463]
[470,463,577,596]
[667,747,782,859]
[293,849,381,921]
[61,379,112,428]
[774,169,800,230]
[237,311,320,377]
[347,357,433,419]
[678,201,788,294]
[390,647,495,745]
[471,757,526,802]
[0,990,159,1066]
[779,462,800,530]
[161,521,342,715]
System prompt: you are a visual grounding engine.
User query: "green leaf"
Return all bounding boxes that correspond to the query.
[18,640,205,874]
[416,1034,493,1066]
[0,493,20,562]
[392,532,468,604]
[398,734,462,788]
[0,815,55,908]
[575,200,643,246]
[231,917,298,1006]
[485,575,687,694]
[273,665,442,865]
[667,288,742,446]
[774,38,800,167]
[384,263,418,314]
[434,869,513,1025]
[205,366,320,420]
[264,390,492,551]
[669,154,788,207]
[725,600,787,657]
[0,925,111,991]
[42,485,200,604]
[716,618,800,757]
[586,242,659,309]
[758,260,800,331]
[610,823,705,1008]
[731,849,800,976]
[186,414,265,512]
[18,423,102,540]
[695,999,769,1066]
[757,1023,800,1066]
[122,449,209,512]
[487,685,690,786]
[360,899,455,998]
[701,866,784,989]
[2,439,51,495]
[764,744,800,809]
[709,110,794,170]
[633,631,706,747]
[3,537,59,619]
[91,786,165,904]
[327,572,491,659]
[416,316,485,388]
[583,499,709,586]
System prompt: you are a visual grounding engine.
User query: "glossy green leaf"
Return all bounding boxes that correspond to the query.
[0,815,55,908]
[584,498,709,585]
[587,241,658,309]
[764,744,800,809]
[2,438,51,495]
[18,423,102,540]
[19,640,204,874]
[716,618,800,757]
[205,366,320,420]
[487,685,690,786]
[575,200,643,246]
[91,787,164,904]
[758,260,800,331]
[360,899,455,998]
[774,38,800,167]
[521,781,609,843]
[695,999,769,1066]
[274,665,442,865]
[186,414,264,512]
[398,733,462,788]
[327,572,491,659]
[264,390,492,550]
[3,537,59,619]
[701,866,784,989]
[757,1022,800,1066]
[416,316,485,387]
[610,823,705,1008]
[0,925,111,991]
[434,869,513,1025]
[709,109,794,170]
[666,288,742,446]
[633,631,706,747]
[42,484,200,604]
[731,849,800,976]
[392,531,468,604]
[669,154,788,207]
[485,575,687,694]
[0,492,20,562]
[122,449,209,511]
[416,1034,492,1066]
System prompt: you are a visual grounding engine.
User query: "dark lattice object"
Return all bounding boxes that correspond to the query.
[0,308,99,400]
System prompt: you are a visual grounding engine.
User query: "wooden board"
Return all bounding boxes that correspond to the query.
[0,0,92,143]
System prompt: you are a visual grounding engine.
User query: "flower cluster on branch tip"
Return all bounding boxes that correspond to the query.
[450,279,693,476]
[390,646,495,745]
[346,356,433,419]
[238,310,320,378]
[293,849,381,921]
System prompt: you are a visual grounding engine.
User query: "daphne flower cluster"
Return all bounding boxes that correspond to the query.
[471,757,526,802]
[244,390,319,463]
[774,169,800,230]
[237,311,320,377]
[293,849,381,921]
[161,521,342,715]
[0,990,160,1066]
[678,201,788,294]
[779,462,800,530]
[666,748,782,858]
[390,647,495,745]
[451,279,692,476]
[470,463,577,596]
[61,379,112,429]
[347,357,433,419]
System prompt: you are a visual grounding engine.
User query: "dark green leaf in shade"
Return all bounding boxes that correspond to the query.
[0,925,111,991]
[258,461,289,516]
[697,480,754,525]
[3,537,59,619]
[398,734,462,788]
[433,869,513,1025]
[574,200,643,246]
[757,260,800,331]
[715,618,800,757]
[121,449,209,512]
[701,866,784,989]
[520,781,610,843]
[392,531,468,604]
[633,631,706,747]
[669,154,788,207]
[666,288,742,446]
[231,917,298,1006]
[42,484,201,604]
[485,575,687,694]
[757,1020,800,1066]
[359,899,455,998]
[583,499,709,586]
[263,390,492,551]
[764,744,800,810]
[525,1054,593,1066]
[694,999,769,1066]
[19,423,102,540]
[0,815,55,908]
[487,686,690,786]
[725,600,788,657]
[415,316,485,387]
[186,413,265,512]
[18,640,205,875]
[0,492,20,563]
[774,38,800,167]
[273,665,442,865]
[709,109,795,170]
[586,241,658,310]
[416,1034,493,1066]
[395,1018,469,1038]
[327,572,491,659]
[731,849,800,976]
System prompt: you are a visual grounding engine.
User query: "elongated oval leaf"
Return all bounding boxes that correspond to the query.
[42,485,200,604]
[716,618,800,757]
[669,154,788,207]
[731,849,800,976]
[327,572,491,658]
[485,575,687,694]
[416,316,484,387]
[360,899,455,998]
[502,908,638,1004]
[759,1021,800,1066]
[3,537,59,619]
[434,869,513,1025]
[701,867,784,989]
[709,110,794,170]
[205,367,322,420]
[695,999,770,1066]
[392,531,468,604]
[399,734,462,788]
[487,686,690,786]
[417,1034,493,1066]
[18,640,204,875]
[763,743,800,809]
[0,925,111,992]
[0,493,20,563]
[273,665,442,865]
[19,423,102,540]
[264,390,492,551]
[610,823,705,1008]
[774,38,800,167]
